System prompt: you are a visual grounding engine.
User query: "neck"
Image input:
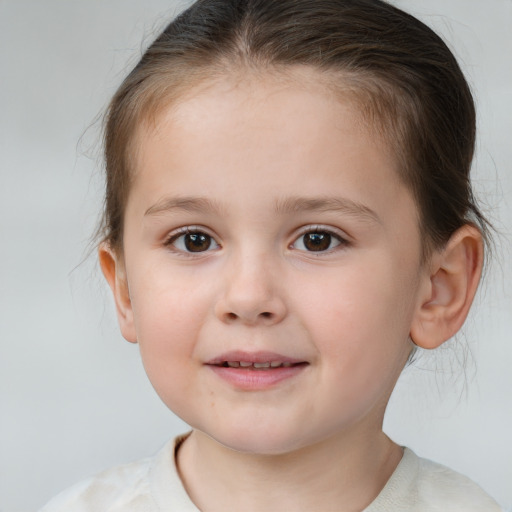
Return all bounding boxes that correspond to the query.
[177,425,402,512]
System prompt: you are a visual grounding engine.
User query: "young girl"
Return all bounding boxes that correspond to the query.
[41,0,504,510]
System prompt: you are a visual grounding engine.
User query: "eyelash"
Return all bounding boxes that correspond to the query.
[164,227,220,255]
[291,226,349,254]
[163,226,349,255]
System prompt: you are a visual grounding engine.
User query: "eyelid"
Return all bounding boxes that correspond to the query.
[294,224,350,240]
[290,224,351,252]
[164,225,221,253]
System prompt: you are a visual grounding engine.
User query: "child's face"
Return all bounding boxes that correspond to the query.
[114,72,429,454]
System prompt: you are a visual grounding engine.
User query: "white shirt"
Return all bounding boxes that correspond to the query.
[40,435,503,511]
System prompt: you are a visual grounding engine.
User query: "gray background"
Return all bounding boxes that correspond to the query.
[1,1,511,510]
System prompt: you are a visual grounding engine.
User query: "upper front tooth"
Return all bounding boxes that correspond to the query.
[270,361,282,367]
[227,361,240,368]
[253,362,271,368]
[239,361,252,367]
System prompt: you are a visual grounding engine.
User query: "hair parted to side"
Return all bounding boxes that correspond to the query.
[101,0,490,258]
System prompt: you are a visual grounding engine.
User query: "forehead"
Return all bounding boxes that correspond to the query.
[128,71,412,224]
[135,67,394,165]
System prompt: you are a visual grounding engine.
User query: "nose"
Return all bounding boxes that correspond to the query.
[214,253,287,326]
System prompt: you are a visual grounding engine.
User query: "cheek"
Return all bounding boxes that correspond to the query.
[295,264,414,424]
[130,261,209,334]
[127,265,212,382]
[294,258,415,369]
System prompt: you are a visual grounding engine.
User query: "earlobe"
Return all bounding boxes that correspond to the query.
[98,243,138,343]
[410,225,483,350]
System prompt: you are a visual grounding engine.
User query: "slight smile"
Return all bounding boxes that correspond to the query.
[206,351,309,390]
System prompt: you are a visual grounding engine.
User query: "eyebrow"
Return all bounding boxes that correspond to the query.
[144,195,380,223]
[274,196,381,224]
[145,196,224,216]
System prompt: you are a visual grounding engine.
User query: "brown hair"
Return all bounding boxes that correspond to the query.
[101,0,489,257]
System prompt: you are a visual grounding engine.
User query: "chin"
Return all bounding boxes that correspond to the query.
[201,423,313,456]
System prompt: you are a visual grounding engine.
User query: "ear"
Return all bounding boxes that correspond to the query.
[98,243,137,343]
[410,225,484,349]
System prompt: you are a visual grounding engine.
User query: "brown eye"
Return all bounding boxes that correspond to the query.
[168,230,219,253]
[292,229,343,253]
[184,233,212,252]
[303,232,331,251]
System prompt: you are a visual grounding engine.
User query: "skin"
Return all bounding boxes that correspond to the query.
[100,70,483,511]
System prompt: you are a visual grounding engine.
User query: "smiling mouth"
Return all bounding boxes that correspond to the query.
[207,353,308,388]
[214,361,305,370]
[206,351,308,374]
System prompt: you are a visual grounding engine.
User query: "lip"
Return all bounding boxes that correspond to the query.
[206,350,305,366]
[205,350,308,391]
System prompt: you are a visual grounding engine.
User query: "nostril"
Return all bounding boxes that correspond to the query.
[221,310,281,324]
